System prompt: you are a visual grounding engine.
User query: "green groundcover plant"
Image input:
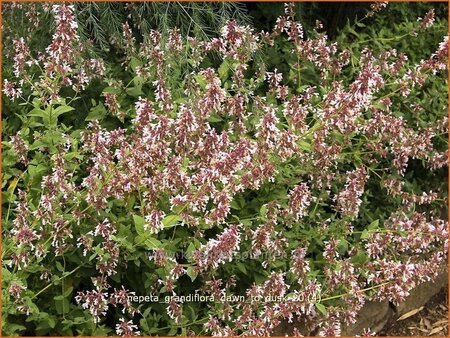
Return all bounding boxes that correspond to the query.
[1,2,448,336]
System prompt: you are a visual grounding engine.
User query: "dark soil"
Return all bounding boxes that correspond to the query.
[380,288,448,336]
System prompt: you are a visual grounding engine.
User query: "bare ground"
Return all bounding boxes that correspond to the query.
[380,288,448,336]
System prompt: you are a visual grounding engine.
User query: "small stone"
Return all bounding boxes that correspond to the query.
[341,300,393,335]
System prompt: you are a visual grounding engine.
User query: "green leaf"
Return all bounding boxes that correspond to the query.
[140,318,150,333]
[127,194,136,211]
[254,273,267,284]
[315,302,327,316]
[86,102,107,121]
[236,262,247,274]
[24,298,40,314]
[162,214,181,228]
[28,108,47,118]
[360,229,369,239]
[368,219,379,230]
[230,199,240,210]
[299,140,312,152]
[2,268,11,282]
[186,266,198,282]
[130,56,142,72]
[174,97,186,104]
[103,86,121,94]
[351,251,368,265]
[52,105,75,118]
[54,297,70,315]
[240,219,252,227]
[186,242,196,256]
[337,240,348,256]
[194,74,207,89]
[133,75,144,87]
[55,261,64,272]
[63,286,73,297]
[218,59,230,80]
[259,204,268,218]
[126,85,143,97]
[93,326,110,335]
[48,316,57,329]
[207,114,222,123]
[133,214,145,235]
[182,157,190,169]
[135,234,162,249]
[4,323,26,334]
[186,305,198,321]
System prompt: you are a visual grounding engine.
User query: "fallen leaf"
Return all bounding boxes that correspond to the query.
[397,306,425,321]
[408,326,428,333]
[423,318,432,329]
[432,320,448,327]
[428,326,445,335]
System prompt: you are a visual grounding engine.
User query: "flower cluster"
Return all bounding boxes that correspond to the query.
[3,4,105,103]
[335,167,369,220]
[115,318,140,336]
[193,224,241,272]
[286,183,312,222]
[75,284,138,324]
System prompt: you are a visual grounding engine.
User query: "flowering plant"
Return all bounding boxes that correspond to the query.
[2,2,448,336]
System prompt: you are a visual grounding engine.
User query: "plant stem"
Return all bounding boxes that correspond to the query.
[320,281,391,302]
[32,265,83,300]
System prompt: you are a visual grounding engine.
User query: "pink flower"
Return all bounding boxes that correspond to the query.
[9,283,27,302]
[94,219,116,240]
[110,287,137,315]
[166,296,182,324]
[9,131,28,163]
[335,167,368,219]
[367,2,388,17]
[3,79,22,100]
[75,288,109,323]
[115,318,140,336]
[193,224,241,271]
[46,5,79,65]
[255,105,281,149]
[287,183,311,221]
[144,210,166,234]
[418,9,435,29]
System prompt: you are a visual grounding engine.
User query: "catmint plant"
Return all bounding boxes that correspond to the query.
[2,2,448,336]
